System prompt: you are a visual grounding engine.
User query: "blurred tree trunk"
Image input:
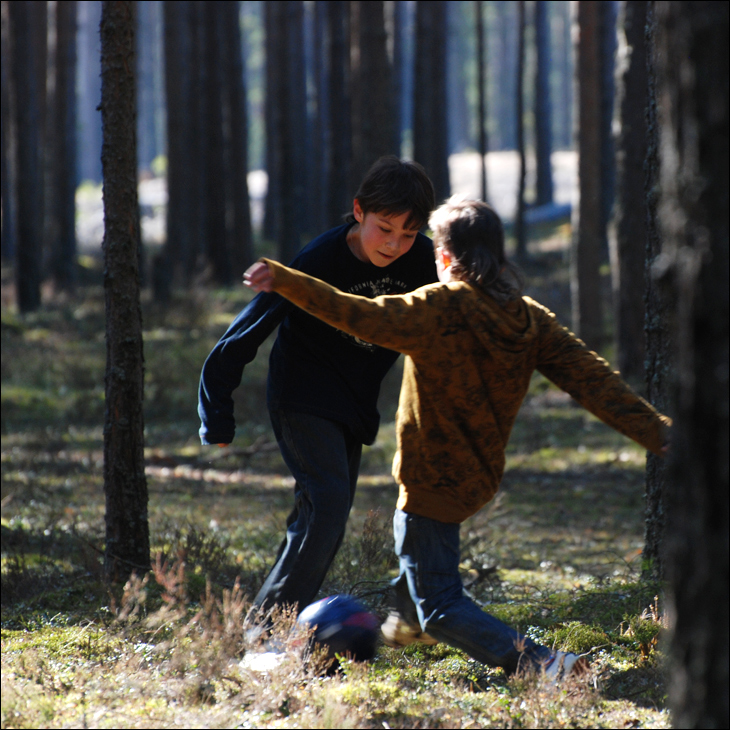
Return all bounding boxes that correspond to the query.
[609,0,647,383]
[534,0,554,206]
[514,0,527,261]
[642,1,670,580]
[475,0,487,202]
[221,0,253,275]
[2,0,16,263]
[494,2,517,151]
[100,0,150,584]
[325,0,351,227]
[310,1,328,234]
[137,0,158,172]
[599,0,617,262]
[49,0,78,292]
[413,0,449,204]
[391,0,404,156]
[262,0,280,242]
[9,0,43,312]
[351,1,395,186]
[446,2,469,155]
[653,3,729,727]
[203,2,231,284]
[77,0,103,184]
[157,0,193,302]
[570,0,605,350]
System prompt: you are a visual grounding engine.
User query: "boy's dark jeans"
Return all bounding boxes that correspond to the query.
[253,410,362,613]
[391,509,552,673]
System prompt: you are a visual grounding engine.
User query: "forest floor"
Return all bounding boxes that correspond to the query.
[1,216,671,729]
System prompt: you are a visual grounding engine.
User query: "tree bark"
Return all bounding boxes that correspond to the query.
[351,1,395,186]
[642,1,670,580]
[514,0,527,261]
[654,2,729,727]
[9,0,43,312]
[570,0,605,349]
[534,0,554,207]
[413,0,450,205]
[609,0,648,383]
[221,0,253,275]
[475,0,487,202]
[49,0,78,292]
[100,0,150,583]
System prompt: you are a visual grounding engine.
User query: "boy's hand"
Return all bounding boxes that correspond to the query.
[244,262,274,293]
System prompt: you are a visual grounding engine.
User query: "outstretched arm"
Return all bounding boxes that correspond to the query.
[244,258,434,355]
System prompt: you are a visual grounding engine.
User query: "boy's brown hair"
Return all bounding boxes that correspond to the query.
[345,156,436,231]
[429,196,523,302]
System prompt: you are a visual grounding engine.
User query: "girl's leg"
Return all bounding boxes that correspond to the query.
[393,509,551,674]
[253,411,361,612]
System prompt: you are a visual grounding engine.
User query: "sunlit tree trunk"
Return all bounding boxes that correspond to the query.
[100,0,150,583]
[609,0,648,383]
[653,3,729,727]
[570,0,604,349]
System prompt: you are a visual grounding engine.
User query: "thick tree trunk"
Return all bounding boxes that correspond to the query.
[654,2,729,727]
[351,1,395,186]
[100,0,150,584]
[609,0,648,383]
[413,0,449,205]
[570,0,605,349]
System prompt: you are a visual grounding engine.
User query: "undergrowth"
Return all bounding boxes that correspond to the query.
[1,245,672,728]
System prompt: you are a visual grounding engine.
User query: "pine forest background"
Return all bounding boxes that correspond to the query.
[1,2,728,729]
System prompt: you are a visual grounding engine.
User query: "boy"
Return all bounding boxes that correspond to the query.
[198,156,437,615]
[244,196,671,679]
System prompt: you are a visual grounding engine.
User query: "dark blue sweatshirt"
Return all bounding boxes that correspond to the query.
[198,223,437,446]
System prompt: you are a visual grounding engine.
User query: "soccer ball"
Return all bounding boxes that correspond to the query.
[297,594,379,663]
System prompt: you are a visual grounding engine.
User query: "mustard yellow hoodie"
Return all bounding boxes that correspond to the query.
[262,259,670,524]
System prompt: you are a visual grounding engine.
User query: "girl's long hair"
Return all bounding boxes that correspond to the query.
[429,196,523,303]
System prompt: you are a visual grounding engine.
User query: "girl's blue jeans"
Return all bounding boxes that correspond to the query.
[392,508,552,673]
[253,410,362,612]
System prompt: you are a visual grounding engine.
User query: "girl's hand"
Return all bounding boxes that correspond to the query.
[244,262,274,293]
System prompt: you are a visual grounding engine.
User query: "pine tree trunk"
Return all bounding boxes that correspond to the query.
[609,0,648,383]
[475,0,487,202]
[100,0,150,583]
[9,0,42,312]
[158,0,193,301]
[351,1,395,185]
[514,0,527,261]
[221,0,253,275]
[570,0,605,349]
[49,0,78,292]
[203,1,231,284]
[534,0,554,207]
[413,0,449,204]
[642,1,670,579]
[654,2,729,726]
[325,0,351,227]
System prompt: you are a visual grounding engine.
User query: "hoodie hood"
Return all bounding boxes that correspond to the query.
[457,284,540,354]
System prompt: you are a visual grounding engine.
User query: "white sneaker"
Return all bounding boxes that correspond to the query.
[542,650,589,682]
[239,650,286,673]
